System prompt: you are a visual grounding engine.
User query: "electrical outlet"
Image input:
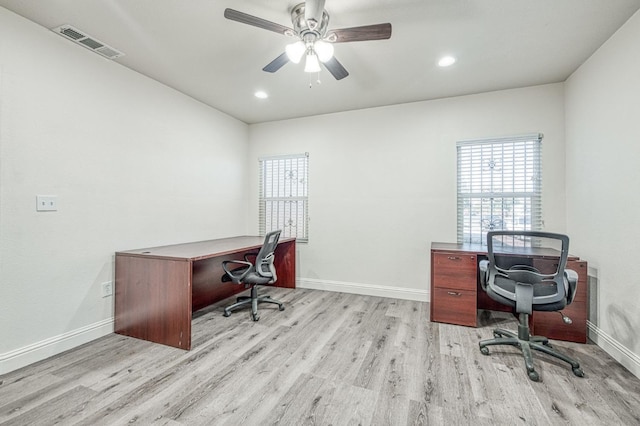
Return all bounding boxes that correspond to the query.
[101,281,113,298]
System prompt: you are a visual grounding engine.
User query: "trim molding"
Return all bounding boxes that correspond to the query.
[297,277,429,302]
[587,320,640,379]
[0,318,114,375]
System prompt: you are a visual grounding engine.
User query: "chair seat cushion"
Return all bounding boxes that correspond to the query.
[488,276,567,312]
[222,265,272,285]
[241,271,274,285]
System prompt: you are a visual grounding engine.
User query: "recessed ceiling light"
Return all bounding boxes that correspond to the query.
[254,91,268,99]
[438,56,456,67]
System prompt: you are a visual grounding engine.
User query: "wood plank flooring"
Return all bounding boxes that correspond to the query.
[2,288,640,425]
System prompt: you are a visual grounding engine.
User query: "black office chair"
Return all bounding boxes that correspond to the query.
[222,230,285,321]
[478,231,584,381]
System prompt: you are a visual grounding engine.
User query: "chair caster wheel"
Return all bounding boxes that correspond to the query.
[223,311,231,317]
[480,346,490,355]
[279,305,285,311]
[573,367,584,377]
[528,370,540,381]
[252,313,260,321]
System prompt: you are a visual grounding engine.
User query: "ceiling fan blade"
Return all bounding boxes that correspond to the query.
[323,57,349,80]
[263,52,290,73]
[305,0,326,26]
[224,8,293,35]
[328,23,392,43]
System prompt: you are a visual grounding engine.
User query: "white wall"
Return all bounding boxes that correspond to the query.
[565,10,640,376]
[0,8,249,373]
[249,83,566,300]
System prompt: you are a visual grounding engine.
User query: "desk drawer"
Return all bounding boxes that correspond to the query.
[566,260,588,303]
[432,252,477,291]
[431,288,477,327]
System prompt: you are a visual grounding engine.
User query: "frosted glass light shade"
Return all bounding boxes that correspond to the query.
[285,41,306,64]
[304,52,321,73]
[314,40,334,62]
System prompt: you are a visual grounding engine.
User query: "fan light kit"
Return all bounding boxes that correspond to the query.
[224,0,392,81]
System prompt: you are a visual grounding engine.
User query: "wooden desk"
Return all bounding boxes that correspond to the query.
[115,236,296,350]
[430,242,588,343]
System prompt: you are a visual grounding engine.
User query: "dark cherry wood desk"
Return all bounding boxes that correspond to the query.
[115,236,296,350]
[430,242,588,343]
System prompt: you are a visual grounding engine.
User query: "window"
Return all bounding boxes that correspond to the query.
[259,153,309,242]
[457,134,542,245]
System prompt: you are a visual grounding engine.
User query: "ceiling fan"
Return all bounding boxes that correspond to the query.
[224,0,392,80]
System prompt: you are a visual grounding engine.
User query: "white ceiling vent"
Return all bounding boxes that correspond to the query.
[51,25,124,60]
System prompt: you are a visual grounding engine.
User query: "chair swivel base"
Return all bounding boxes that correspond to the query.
[479,315,584,381]
[223,286,284,321]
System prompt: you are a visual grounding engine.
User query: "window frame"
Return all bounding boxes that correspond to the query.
[258,153,309,242]
[456,134,543,245]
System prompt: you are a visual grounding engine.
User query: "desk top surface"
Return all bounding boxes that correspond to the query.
[431,242,579,260]
[117,235,295,261]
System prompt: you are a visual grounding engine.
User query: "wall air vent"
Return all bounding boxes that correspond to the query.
[51,25,124,60]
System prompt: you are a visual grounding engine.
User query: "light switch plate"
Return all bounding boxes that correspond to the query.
[36,195,58,211]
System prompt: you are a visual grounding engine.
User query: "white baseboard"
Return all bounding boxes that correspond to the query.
[0,318,114,375]
[587,320,640,379]
[297,278,430,302]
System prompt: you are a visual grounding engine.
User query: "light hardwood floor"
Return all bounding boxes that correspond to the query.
[1,288,639,425]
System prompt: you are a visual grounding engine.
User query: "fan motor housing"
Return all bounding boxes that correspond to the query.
[291,3,330,39]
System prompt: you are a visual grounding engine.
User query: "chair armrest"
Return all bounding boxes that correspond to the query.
[222,260,252,284]
[564,268,578,304]
[479,259,489,289]
[243,252,258,262]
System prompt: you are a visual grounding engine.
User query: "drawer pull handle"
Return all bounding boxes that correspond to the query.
[447,256,460,260]
[447,291,461,296]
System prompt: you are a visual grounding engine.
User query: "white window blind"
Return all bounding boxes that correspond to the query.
[259,153,309,242]
[457,134,542,245]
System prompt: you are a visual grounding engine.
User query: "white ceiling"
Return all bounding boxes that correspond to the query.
[2,0,639,124]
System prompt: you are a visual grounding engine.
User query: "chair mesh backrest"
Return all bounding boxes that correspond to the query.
[255,230,281,279]
[487,231,570,304]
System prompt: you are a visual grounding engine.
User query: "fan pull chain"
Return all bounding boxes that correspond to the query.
[309,72,322,88]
